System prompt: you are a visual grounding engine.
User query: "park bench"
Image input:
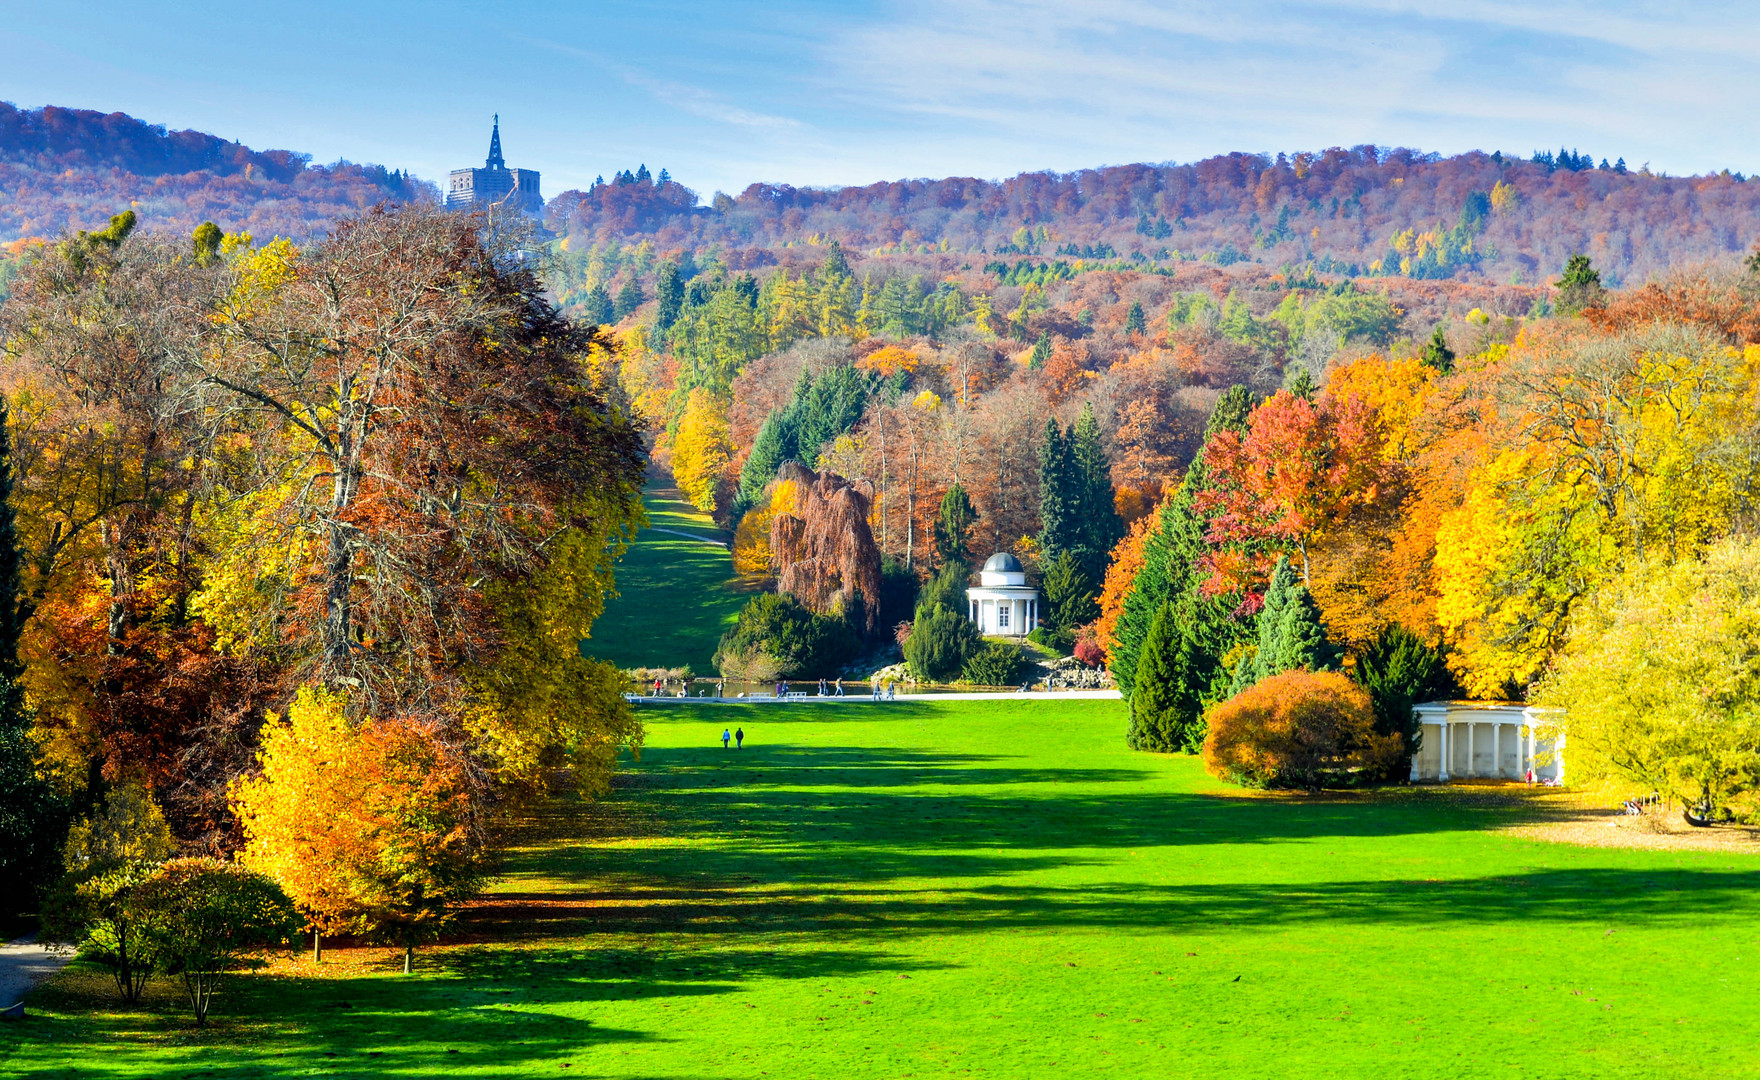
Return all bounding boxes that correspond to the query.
[746,692,775,701]
[784,691,809,700]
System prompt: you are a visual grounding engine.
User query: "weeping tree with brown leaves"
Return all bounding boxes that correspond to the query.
[769,461,882,637]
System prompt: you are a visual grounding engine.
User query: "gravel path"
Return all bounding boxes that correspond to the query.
[0,935,71,1010]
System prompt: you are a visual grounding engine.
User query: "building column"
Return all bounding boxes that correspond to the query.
[1467,722,1477,778]
[1495,722,1503,779]
[1438,722,1450,782]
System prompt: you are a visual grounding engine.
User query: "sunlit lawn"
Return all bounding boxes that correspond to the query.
[586,487,751,673]
[7,698,1760,1078]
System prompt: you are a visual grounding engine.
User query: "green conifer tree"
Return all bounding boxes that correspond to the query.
[1420,326,1455,374]
[934,484,977,567]
[613,279,644,320]
[1037,419,1076,558]
[1247,555,1339,686]
[1030,332,1051,370]
[1127,603,1181,750]
[1125,300,1146,335]
[1041,550,1097,635]
[582,282,614,325]
[1071,403,1123,582]
[654,260,685,331]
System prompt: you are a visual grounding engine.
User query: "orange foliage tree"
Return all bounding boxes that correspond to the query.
[1197,387,1388,594]
[1094,512,1157,663]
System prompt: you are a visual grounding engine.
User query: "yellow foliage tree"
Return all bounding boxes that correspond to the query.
[732,477,799,577]
[1433,327,1760,695]
[468,523,645,797]
[1535,537,1760,818]
[670,388,732,512]
[233,687,491,971]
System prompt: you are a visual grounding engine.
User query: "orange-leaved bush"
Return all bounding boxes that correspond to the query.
[1202,670,1401,791]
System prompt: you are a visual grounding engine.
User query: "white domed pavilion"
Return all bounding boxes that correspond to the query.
[968,553,1039,637]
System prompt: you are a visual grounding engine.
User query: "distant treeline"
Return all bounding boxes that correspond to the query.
[0,102,434,241]
[547,146,1760,284]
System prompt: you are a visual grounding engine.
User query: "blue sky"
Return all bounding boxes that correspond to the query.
[0,1,1755,200]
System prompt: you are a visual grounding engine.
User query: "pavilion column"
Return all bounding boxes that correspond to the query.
[1495,723,1503,779]
[1438,722,1450,782]
[1467,722,1476,778]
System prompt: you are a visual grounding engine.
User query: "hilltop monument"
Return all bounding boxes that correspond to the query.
[446,115,542,215]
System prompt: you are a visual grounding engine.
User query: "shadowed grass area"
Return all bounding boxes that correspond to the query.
[586,487,753,673]
[7,698,1760,1078]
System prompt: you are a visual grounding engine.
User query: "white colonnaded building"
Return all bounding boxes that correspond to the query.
[1409,700,1565,783]
[967,553,1039,637]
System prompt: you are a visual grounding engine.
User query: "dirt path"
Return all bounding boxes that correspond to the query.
[0,934,71,1009]
[646,527,729,549]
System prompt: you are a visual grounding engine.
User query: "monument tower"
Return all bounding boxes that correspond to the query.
[446,115,543,215]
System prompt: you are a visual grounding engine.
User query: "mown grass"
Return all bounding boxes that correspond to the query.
[7,698,1760,1078]
[585,487,752,674]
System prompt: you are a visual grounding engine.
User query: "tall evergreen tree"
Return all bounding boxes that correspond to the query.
[1248,555,1339,686]
[1206,384,1255,439]
[613,279,644,320]
[1030,332,1051,370]
[1111,387,1256,699]
[582,282,614,326]
[933,483,977,567]
[1041,550,1097,634]
[1127,603,1182,750]
[822,240,851,280]
[737,411,794,509]
[654,260,685,331]
[0,397,64,915]
[1070,403,1123,583]
[1037,419,1077,558]
[1125,300,1146,335]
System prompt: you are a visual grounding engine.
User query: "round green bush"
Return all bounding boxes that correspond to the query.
[903,605,979,683]
[962,641,1027,687]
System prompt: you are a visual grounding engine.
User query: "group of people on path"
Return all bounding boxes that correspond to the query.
[721,727,744,749]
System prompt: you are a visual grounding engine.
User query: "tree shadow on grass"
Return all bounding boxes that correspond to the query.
[468,865,1760,945]
[8,939,944,1078]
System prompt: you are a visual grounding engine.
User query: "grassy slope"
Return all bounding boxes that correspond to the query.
[585,487,750,673]
[9,699,1760,1078]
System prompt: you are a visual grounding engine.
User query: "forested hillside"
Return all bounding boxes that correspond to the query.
[0,102,434,242]
[549,147,1760,286]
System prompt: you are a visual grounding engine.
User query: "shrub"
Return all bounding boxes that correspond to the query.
[42,862,162,1004]
[962,641,1026,686]
[40,781,181,1004]
[713,593,860,678]
[878,557,919,632]
[1203,670,1402,792]
[904,604,980,682]
[132,858,299,1024]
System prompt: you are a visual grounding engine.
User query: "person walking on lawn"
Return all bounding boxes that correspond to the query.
[834,677,844,697]
[721,728,731,749]
[735,727,745,749]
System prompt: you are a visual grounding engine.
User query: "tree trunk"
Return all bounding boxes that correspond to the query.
[403,945,413,975]
[313,930,323,963]
[322,400,362,681]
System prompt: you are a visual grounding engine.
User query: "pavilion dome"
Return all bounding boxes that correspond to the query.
[982,552,1022,574]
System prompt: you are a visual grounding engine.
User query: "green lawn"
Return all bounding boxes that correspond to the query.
[586,487,751,673]
[9,699,1760,1078]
